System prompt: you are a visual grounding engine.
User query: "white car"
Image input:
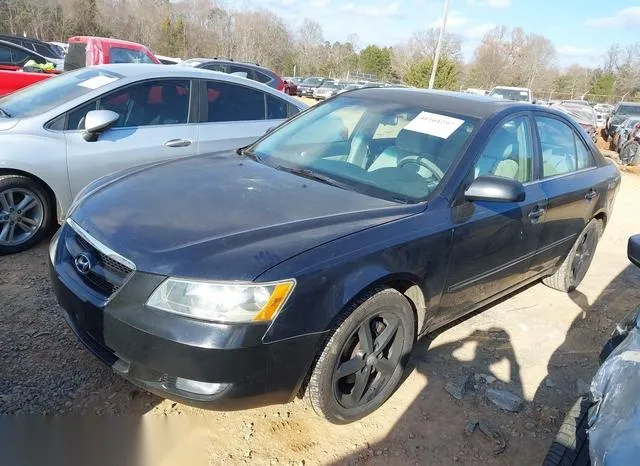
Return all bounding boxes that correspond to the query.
[0,64,306,254]
[488,86,533,103]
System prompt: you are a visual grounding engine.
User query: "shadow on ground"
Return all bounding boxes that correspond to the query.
[334,263,640,465]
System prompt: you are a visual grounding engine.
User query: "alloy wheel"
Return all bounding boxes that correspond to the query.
[0,188,44,246]
[332,312,405,409]
[571,228,597,284]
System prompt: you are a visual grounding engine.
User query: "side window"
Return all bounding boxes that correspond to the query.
[205,81,265,122]
[253,71,272,84]
[0,45,12,62]
[266,94,290,120]
[287,103,300,118]
[204,63,227,73]
[474,116,534,182]
[10,48,29,64]
[576,135,594,170]
[83,80,190,129]
[228,65,251,79]
[67,100,98,130]
[536,117,578,177]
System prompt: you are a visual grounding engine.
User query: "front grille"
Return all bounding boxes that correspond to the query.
[63,222,135,299]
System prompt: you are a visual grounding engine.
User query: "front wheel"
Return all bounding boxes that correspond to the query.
[543,219,602,292]
[306,287,415,424]
[0,175,53,255]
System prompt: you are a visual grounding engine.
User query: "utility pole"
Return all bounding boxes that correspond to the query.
[429,0,451,90]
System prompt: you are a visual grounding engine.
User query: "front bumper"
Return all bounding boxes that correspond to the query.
[298,88,315,97]
[49,227,321,410]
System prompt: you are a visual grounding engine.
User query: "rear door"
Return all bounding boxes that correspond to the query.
[195,79,297,154]
[528,113,609,274]
[438,114,547,319]
[64,78,198,196]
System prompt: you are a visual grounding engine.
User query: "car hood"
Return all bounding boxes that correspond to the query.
[71,153,423,280]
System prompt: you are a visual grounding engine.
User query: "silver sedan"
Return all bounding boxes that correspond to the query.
[0,64,307,254]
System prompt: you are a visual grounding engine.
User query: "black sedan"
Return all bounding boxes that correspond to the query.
[49,89,620,424]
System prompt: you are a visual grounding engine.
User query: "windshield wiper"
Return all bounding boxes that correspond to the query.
[276,165,353,190]
[0,107,11,118]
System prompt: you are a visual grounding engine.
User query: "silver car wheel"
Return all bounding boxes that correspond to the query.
[0,188,44,246]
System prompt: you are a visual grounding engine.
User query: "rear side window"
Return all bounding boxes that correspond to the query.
[203,63,227,73]
[537,117,590,177]
[266,94,299,119]
[205,81,265,122]
[228,64,251,79]
[64,43,87,71]
[253,71,272,84]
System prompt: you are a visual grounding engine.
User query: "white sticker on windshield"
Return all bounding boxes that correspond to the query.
[520,91,528,96]
[404,111,465,139]
[77,75,118,90]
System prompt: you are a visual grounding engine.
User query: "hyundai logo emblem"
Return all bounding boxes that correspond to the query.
[74,254,92,275]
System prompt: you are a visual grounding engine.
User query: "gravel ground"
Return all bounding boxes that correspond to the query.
[1,164,639,465]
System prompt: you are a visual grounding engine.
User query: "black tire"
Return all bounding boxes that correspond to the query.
[543,219,602,292]
[0,175,54,255]
[543,396,591,466]
[307,287,415,424]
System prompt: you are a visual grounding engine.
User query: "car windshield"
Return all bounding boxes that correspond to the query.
[321,82,338,89]
[303,77,323,86]
[110,47,155,64]
[618,105,640,116]
[624,117,640,129]
[558,104,596,125]
[0,68,122,118]
[489,88,530,102]
[248,95,478,203]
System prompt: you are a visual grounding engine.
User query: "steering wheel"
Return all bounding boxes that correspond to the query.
[398,155,445,181]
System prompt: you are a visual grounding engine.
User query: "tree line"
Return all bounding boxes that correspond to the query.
[1,0,638,101]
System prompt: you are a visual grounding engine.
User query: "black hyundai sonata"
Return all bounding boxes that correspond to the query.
[50,88,620,423]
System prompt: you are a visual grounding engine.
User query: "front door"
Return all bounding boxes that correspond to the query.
[65,79,198,196]
[438,114,547,320]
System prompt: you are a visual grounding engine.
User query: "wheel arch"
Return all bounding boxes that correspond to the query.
[0,168,59,223]
[593,210,607,229]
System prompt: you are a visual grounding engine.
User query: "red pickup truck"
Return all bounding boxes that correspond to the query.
[0,69,52,97]
[64,36,160,70]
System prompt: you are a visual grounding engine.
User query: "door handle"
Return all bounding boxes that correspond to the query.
[585,189,597,201]
[164,139,192,148]
[528,207,545,221]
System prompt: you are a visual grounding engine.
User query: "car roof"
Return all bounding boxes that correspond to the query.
[345,88,519,119]
[0,39,46,58]
[183,58,272,72]
[491,86,530,91]
[0,34,50,46]
[618,102,640,107]
[68,36,150,49]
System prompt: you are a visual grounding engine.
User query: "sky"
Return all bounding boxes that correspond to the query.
[246,0,640,67]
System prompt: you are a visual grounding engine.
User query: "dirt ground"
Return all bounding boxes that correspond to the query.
[2,163,640,465]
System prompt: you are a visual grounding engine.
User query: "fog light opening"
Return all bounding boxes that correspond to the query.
[174,377,225,396]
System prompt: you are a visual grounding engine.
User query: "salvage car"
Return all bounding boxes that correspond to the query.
[64,36,160,71]
[544,235,640,466]
[49,89,620,423]
[610,116,640,152]
[605,102,640,139]
[312,81,343,100]
[0,64,306,254]
[557,103,599,143]
[180,58,287,93]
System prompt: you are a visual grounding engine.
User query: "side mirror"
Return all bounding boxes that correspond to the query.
[465,175,525,203]
[629,234,640,268]
[83,110,119,142]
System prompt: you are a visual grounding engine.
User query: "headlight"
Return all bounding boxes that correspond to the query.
[146,279,295,323]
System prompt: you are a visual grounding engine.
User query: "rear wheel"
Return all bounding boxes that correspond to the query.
[307,287,415,424]
[543,219,602,292]
[543,396,591,466]
[0,175,53,255]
